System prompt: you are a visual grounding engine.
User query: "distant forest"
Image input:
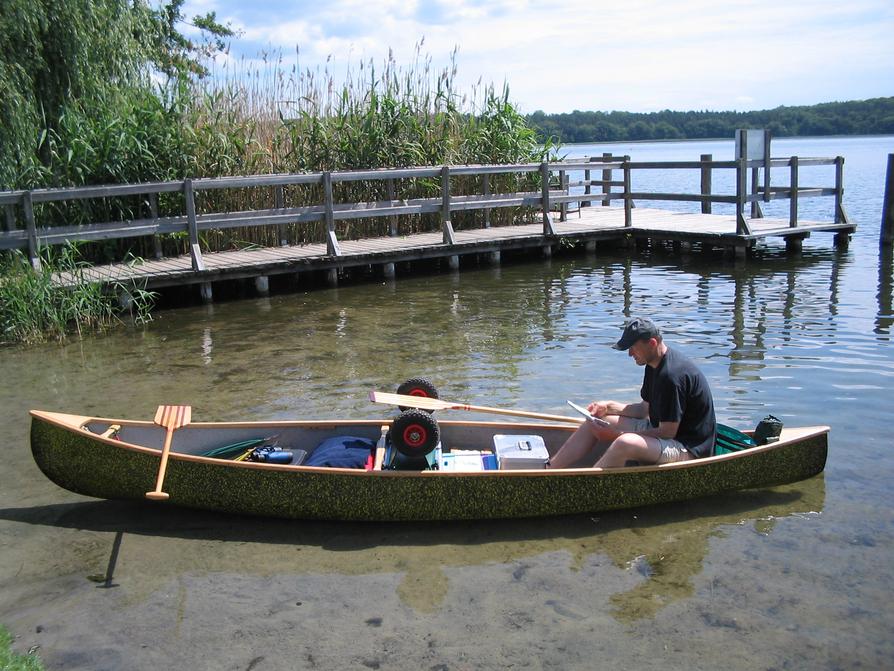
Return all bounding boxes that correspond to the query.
[526,97,894,144]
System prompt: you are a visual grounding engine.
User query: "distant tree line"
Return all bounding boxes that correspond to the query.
[526,97,894,144]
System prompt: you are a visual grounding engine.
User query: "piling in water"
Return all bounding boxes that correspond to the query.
[882,154,894,248]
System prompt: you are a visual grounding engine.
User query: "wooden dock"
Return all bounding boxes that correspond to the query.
[57,205,853,293]
[0,151,857,300]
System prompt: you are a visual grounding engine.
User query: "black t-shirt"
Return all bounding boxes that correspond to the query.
[640,346,716,458]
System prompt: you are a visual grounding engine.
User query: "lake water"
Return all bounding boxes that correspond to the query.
[1,135,892,669]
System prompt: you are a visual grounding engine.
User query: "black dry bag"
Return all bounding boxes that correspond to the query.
[753,415,783,445]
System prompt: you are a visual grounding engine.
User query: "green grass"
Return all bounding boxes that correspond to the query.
[0,626,44,671]
[0,244,156,345]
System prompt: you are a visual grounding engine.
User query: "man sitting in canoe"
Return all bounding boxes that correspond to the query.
[550,317,716,469]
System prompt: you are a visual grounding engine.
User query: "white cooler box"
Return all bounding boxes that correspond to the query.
[493,434,549,469]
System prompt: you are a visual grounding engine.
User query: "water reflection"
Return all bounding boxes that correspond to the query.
[879,245,893,338]
[564,250,850,388]
[0,477,824,620]
[201,327,213,365]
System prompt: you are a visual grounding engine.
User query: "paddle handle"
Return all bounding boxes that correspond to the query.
[146,426,174,500]
[370,390,583,425]
[457,404,583,425]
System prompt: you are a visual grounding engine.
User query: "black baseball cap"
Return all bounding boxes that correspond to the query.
[612,317,660,350]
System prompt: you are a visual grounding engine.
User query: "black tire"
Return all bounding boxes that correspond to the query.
[396,377,440,412]
[390,409,440,458]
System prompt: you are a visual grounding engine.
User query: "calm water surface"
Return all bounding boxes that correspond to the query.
[1,136,893,669]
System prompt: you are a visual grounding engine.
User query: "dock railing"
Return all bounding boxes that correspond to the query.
[561,152,851,237]
[0,153,849,271]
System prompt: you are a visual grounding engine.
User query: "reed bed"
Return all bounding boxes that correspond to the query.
[2,26,549,342]
[11,46,550,261]
[185,46,550,248]
[0,245,155,345]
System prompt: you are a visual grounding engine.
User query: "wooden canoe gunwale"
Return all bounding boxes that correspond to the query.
[29,409,829,520]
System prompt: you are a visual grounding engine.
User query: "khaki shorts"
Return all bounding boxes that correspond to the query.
[626,418,692,464]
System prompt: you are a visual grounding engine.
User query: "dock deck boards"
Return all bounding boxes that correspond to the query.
[57,206,855,289]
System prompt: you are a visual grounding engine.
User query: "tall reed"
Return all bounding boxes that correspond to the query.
[0,245,155,345]
[8,44,550,259]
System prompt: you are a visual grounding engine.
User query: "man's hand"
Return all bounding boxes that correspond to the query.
[587,401,611,417]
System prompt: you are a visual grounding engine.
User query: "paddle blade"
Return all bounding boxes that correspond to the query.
[145,491,170,501]
[154,405,192,430]
[368,390,456,412]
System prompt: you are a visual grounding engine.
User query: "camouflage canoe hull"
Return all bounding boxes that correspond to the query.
[30,410,828,521]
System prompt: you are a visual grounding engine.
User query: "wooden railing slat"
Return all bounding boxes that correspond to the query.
[0,155,850,257]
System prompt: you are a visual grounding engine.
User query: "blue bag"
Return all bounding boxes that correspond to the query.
[304,436,376,468]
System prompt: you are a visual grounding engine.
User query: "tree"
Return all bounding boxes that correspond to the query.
[525,98,894,143]
[0,0,233,189]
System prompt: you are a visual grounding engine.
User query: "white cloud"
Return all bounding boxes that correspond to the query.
[181,0,894,112]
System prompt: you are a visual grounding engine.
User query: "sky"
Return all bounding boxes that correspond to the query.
[179,0,894,115]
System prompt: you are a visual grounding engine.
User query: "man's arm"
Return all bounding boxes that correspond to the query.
[590,417,680,442]
[589,399,649,419]
[640,420,680,440]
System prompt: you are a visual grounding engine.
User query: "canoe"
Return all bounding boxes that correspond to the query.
[29,409,828,521]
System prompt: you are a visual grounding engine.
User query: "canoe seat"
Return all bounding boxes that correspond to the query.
[99,424,122,439]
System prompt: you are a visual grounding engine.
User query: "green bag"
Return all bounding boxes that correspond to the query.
[714,424,757,455]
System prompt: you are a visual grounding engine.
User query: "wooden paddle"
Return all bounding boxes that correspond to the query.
[146,405,192,501]
[369,390,583,425]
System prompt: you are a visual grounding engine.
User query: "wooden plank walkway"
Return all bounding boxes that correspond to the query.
[58,206,855,290]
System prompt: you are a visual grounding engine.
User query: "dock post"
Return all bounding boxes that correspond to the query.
[118,289,133,311]
[184,179,205,272]
[834,156,850,248]
[326,268,338,286]
[602,153,613,207]
[583,158,592,208]
[540,162,553,234]
[386,179,398,236]
[149,193,163,259]
[447,255,460,271]
[323,172,341,256]
[22,191,41,270]
[700,154,712,214]
[440,166,456,244]
[559,170,567,222]
[750,157,760,219]
[786,235,805,254]
[735,157,747,235]
[200,282,213,303]
[882,154,894,247]
[789,157,799,228]
[383,262,395,279]
[482,173,491,227]
[542,244,552,258]
[623,156,632,227]
[274,185,287,246]
[487,251,501,265]
[879,244,893,335]
[835,231,850,249]
[3,202,14,233]
[254,275,269,296]
[584,240,597,254]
